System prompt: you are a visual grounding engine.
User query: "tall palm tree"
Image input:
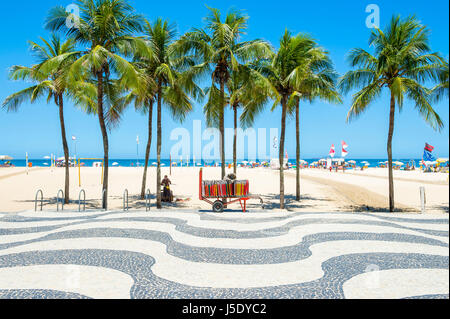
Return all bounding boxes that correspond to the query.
[339,15,445,212]
[3,35,78,204]
[176,7,271,179]
[142,18,198,209]
[242,30,328,209]
[45,0,148,209]
[115,67,156,200]
[286,43,341,201]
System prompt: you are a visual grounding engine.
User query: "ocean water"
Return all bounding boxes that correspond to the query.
[4,158,422,168]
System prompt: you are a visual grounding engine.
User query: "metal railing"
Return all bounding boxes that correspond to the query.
[56,189,64,211]
[123,189,129,211]
[35,189,43,212]
[78,189,86,212]
[145,189,151,212]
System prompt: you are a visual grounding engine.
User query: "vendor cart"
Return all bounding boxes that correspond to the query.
[199,168,263,213]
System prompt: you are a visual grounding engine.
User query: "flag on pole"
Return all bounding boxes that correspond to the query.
[423,143,435,162]
[341,140,349,157]
[329,144,335,158]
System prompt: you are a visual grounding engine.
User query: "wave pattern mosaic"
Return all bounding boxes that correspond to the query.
[0,210,448,299]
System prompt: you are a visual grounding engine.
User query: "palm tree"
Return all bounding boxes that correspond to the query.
[45,0,148,209]
[115,67,156,200]
[176,7,271,179]
[203,68,251,175]
[242,30,330,209]
[141,18,198,209]
[286,42,341,201]
[3,35,78,204]
[339,15,445,212]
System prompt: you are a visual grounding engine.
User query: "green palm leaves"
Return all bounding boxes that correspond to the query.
[176,6,272,179]
[46,0,146,209]
[241,30,340,208]
[3,34,79,204]
[340,15,444,130]
[339,15,446,211]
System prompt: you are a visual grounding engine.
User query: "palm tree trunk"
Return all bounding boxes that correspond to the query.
[387,92,395,212]
[279,97,288,209]
[58,94,70,204]
[156,83,162,209]
[140,101,153,199]
[220,79,226,179]
[97,72,109,210]
[295,98,300,201]
[233,103,237,175]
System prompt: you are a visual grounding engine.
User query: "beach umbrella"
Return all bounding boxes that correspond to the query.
[112,162,119,166]
[393,161,404,166]
[43,163,49,166]
[424,161,437,166]
[348,160,356,164]
[300,159,308,164]
[0,155,13,160]
[161,163,166,166]
[436,158,449,163]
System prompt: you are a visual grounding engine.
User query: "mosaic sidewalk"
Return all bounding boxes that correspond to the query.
[0,210,448,299]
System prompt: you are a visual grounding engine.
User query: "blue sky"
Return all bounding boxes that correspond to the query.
[0,0,448,160]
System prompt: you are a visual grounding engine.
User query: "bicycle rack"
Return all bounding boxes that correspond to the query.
[123,189,129,211]
[145,189,151,212]
[35,189,43,212]
[56,189,64,211]
[78,189,86,212]
[102,189,107,211]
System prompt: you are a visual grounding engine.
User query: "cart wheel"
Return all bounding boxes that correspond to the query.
[212,200,224,213]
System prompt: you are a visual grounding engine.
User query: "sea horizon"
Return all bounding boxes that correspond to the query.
[4,157,433,167]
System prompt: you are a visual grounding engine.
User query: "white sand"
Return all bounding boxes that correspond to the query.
[0,166,448,213]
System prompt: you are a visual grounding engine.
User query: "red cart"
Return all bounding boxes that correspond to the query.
[199,168,263,213]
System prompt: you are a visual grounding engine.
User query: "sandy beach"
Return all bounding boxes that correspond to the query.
[0,166,447,214]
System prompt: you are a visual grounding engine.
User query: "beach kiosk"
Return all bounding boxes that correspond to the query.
[199,169,263,213]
